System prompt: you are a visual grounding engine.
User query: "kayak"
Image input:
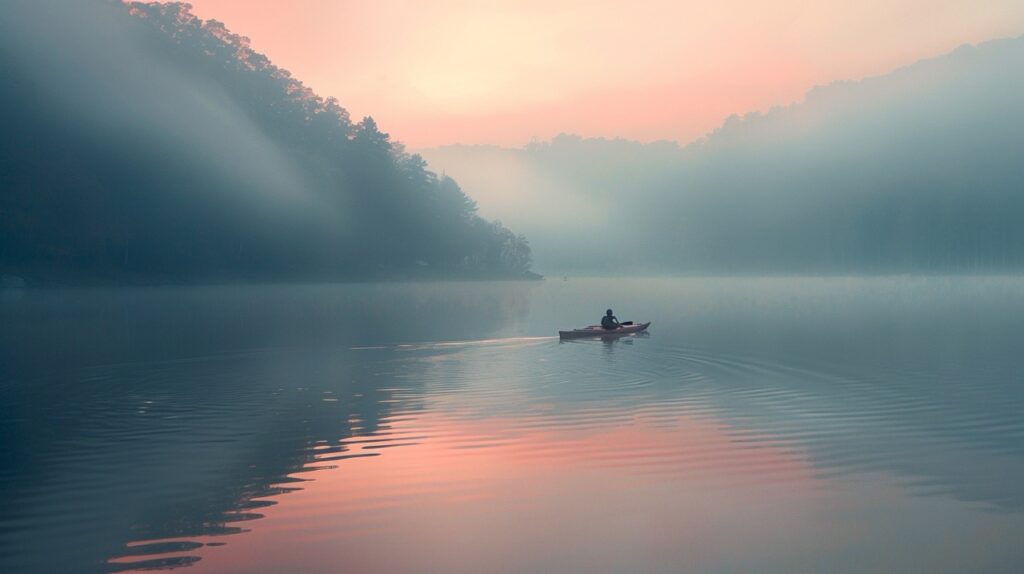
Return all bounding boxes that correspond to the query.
[559,321,651,340]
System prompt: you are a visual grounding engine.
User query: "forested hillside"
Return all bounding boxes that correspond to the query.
[422,36,1024,274]
[0,1,533,283]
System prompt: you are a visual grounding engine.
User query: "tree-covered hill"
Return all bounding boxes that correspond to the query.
[423,36,1024,275]
[0,1,534,284]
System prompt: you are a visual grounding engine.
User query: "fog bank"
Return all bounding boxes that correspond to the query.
[421,36,1024,275]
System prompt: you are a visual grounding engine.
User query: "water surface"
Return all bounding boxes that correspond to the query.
[2,277,1023,573]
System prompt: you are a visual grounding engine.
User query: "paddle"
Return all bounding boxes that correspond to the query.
[620,321,634,326]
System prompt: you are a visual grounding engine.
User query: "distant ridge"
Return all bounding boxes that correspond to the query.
[421,35,1024,274]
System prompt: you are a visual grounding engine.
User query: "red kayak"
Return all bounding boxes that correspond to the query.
[559,321,651,340]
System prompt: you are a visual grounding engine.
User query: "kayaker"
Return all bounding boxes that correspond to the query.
[601,309,620,330]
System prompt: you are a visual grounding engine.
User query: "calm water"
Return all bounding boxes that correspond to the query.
[2,277,1024,573]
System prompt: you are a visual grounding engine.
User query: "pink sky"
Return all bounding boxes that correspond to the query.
[180,1,1024,148]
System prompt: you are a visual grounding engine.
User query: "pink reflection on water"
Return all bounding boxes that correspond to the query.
[146,409,825,574]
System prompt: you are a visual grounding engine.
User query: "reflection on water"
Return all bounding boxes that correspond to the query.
[2,278,1023,573]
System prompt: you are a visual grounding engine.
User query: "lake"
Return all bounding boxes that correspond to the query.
[2,277,1023,573]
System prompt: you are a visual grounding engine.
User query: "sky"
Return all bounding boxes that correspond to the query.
[177,1,1024,148]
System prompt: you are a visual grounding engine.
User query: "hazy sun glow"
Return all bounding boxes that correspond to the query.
[164,1,1023,146]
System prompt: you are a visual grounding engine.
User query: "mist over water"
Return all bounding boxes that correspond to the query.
[3,277,1023,573]
[2,4,1023,573]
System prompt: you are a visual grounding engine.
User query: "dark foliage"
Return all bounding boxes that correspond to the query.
[0,1,533,283]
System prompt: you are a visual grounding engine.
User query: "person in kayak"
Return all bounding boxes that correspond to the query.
[601,309,620,330]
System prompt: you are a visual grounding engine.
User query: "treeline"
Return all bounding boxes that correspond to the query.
[422,36,1024,274]
[648,36,1024,274]
[0,1,534,283]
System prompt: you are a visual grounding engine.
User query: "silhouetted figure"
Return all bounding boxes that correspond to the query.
[601,309,620,330]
